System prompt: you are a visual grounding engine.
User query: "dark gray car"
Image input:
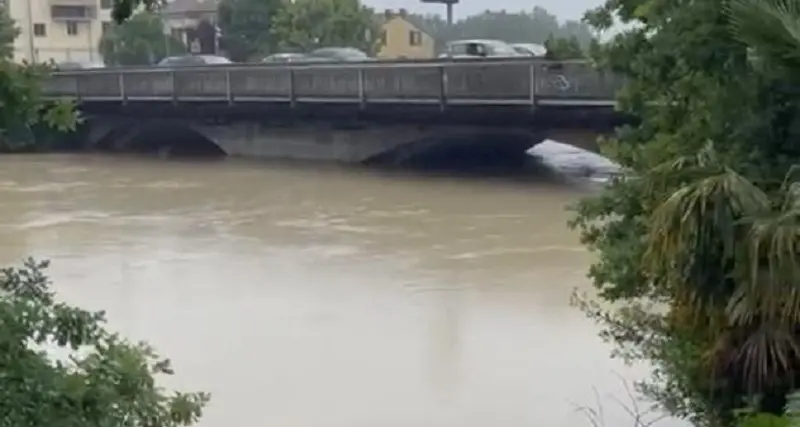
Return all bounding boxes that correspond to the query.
[54,60,106,70]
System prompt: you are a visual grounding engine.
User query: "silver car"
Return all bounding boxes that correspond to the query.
[262,53,310,63]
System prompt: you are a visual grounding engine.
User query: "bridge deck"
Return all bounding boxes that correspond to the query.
[43,59,622,110]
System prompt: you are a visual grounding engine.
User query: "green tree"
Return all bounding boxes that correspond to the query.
[405,8,595,52]
[0,259,209,426]
[544,35,584,59]
[99,12,185,66]
[0,7,75,151]
[218,0,284,61]
[272,0,379,53]
[108,0,163,23]
[0,3,17,58]
[570,0,800,424]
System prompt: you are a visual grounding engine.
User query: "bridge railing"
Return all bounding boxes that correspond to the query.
[42,59,624,107]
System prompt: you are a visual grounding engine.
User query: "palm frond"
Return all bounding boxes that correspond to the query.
[645,147,771,319]
[728,0,800,70]
[735,323,800,392]
[647,168,769,272]
[728,165,800,326]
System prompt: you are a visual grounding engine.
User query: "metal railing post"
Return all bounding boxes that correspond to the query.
[438,64,447,112]
[225,69,233,105]
[170,70,177,104]
[357,67,366,109]
[289,68,296,108]
[74,75,81,100]
[119,71,126,104]
[528,62,537,110]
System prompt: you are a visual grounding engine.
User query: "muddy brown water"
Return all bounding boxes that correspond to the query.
[0,154,684,427]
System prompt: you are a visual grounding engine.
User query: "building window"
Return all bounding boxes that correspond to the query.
[380,30,387,45]
[66,22,79,36]
[100,0,112,9]
[102,21,112,33]
[33,23,46,37]
[408,30,422,46]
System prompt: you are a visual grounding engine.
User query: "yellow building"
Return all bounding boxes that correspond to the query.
[6,0,113,63]
[377,10,434,60]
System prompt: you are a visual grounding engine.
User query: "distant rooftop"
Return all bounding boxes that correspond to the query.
[375,9,432,36]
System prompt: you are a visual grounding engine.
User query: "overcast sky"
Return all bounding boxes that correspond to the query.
[364,0,602,22]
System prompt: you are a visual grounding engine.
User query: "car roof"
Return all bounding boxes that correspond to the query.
[512,42,545,48]
[448,39,508,45]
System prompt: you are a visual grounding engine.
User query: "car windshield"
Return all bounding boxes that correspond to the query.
[447,42,473,55]
[56,61,85,70]
[199,55,231,64]
[446,42,478,56]
[158,55,230,66]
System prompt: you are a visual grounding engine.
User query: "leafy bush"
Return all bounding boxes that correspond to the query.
[0,258,209,426]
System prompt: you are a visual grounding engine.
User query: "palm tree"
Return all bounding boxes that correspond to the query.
[643,140,800,411]
[630,1,800,409]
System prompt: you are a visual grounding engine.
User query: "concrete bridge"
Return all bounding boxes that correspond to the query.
[42,58,627,166]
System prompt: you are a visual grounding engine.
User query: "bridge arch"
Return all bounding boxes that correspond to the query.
[91,120,227,158]
[363,129,544,172]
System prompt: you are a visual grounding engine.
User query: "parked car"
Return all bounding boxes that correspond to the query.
[157,55,232,67]
[306,47,372,62]
[511,42,548,57]
[54,60,106,70]
[439,39,524,59]
[261,53,311,63]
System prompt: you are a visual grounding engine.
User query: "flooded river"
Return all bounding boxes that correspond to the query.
[0,154,677,427]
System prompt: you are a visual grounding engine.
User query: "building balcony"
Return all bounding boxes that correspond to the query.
[49,0,97,21]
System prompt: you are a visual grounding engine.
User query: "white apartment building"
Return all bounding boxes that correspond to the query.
[5,0,114,64]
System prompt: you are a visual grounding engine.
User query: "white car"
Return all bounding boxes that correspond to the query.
[439,39,525,59]
[511,43,548,57]
[157,55,232,67]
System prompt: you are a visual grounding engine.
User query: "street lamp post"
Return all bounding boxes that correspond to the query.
[421,0,459,25]
[445,2,453,25]
[26,0,35,61]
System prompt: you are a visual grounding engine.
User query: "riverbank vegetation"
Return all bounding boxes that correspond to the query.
[0,2,210,423]
[0,259,209,425]
[99,12,187,67]
[570,0,800,425]
[0,6,75,152]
